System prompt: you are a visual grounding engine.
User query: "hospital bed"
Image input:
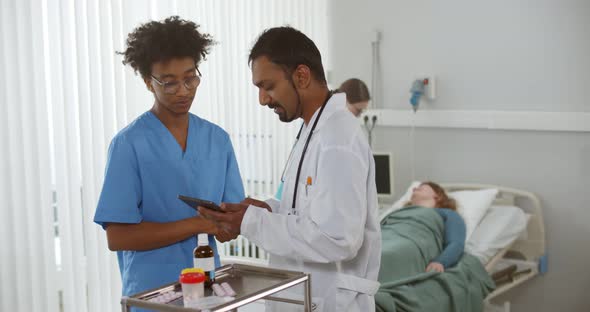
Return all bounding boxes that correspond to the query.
[378,183,547,312]
[446,184,545,312]
[217,183,546,312]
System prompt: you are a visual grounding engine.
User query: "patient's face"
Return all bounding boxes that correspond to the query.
[411,184,437,202]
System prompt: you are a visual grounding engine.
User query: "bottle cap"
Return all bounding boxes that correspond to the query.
[182,268,204,275]
[179,272,205,284]
[198,233,209,246]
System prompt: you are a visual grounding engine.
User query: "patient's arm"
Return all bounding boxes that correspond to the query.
[431,208,466,269]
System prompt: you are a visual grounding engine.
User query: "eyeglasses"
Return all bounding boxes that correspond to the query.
[151,68,202,95]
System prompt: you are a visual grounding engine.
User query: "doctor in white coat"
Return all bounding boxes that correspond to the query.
[199,26,381,312]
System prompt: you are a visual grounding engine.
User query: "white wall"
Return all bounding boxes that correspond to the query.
[329,0,590,112]
[328,0,590,311]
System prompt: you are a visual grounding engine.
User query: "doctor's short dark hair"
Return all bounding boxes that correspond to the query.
[248,26,327,84]
[118,16,214,78]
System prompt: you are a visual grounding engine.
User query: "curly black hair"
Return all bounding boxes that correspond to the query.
[118,16,214,78]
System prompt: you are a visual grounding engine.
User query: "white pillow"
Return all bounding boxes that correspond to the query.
[391,181,422,210]
[378,181,421,221]
[466,205,530,264]
[450,189,498,240]
[380,183,498,241]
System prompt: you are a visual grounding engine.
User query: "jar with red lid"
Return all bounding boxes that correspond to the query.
[179,269,205,307]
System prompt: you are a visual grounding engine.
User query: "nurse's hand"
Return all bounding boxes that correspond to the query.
[198,203,248,237]
[241,197,272,212]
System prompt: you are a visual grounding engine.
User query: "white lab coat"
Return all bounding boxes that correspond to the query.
[241,93,381,312]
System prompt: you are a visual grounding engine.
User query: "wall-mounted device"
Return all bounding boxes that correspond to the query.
[409,76,436,112]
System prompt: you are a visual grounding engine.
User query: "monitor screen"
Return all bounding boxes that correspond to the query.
[373,153,392,196]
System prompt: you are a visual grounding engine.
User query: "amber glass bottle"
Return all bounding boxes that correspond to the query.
[193,233,215,286]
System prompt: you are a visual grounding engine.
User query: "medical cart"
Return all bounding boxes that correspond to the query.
[121,263,312,311]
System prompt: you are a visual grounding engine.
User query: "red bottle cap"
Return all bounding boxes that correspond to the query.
[179,272,205,284]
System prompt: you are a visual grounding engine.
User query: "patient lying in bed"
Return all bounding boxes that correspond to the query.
[405,181,466,273]
[377,182,495,312]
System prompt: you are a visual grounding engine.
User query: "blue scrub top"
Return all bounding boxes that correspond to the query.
[94,111,244,297]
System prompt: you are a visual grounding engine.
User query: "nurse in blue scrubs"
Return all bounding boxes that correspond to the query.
[93,16,245,301]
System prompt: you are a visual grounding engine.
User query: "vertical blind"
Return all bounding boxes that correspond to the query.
[0,0,330,311]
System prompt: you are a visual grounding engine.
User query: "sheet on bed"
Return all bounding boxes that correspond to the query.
[376,206,495,312]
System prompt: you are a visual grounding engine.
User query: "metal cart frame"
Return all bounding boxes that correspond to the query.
[121,264,312,311]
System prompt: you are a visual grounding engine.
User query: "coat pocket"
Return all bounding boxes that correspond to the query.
[334,273,380,311]
[294,179,315,215]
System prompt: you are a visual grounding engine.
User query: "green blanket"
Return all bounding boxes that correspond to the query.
[376,206,495,312]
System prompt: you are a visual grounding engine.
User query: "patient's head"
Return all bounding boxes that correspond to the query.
[410,182,457,210]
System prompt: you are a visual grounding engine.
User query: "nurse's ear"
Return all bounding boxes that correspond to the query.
[292,64,312,89]
[144,77,155,93]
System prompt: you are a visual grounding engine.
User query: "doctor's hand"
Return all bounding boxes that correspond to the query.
[214,228,238,243]
[426,262,445,273]
[197,216,237,242]
[198,203,248,237]
[241,197,272,212]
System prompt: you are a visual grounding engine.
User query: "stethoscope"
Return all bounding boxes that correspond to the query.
[280,90,334,213]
